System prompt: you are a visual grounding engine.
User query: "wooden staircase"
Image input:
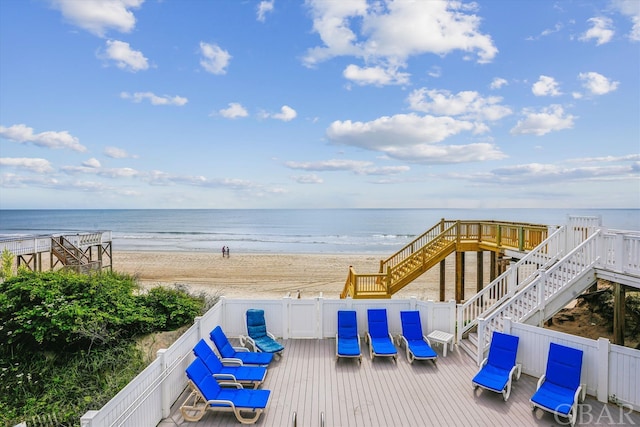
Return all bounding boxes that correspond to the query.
[51,236,102,273]
[341,219,550,299]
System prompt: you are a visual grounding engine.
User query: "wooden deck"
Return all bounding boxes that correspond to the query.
[160,339,640,427]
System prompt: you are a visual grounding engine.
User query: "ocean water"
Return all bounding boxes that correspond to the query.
[0,209,637,254]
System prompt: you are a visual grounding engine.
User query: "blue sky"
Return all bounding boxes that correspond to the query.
[0,0,639,209]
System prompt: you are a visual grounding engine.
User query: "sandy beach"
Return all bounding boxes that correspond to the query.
[113,250,489,301]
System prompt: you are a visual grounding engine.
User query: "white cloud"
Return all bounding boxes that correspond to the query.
[82,158,101,168]
[257,0,274,22]
[51,0,144,37]
[303,0,497,84]
[511,105,576,136]
[578,71,619,95]
[0,157,54,173]
[343,64,410,86]
[580,17,615,45]
[0,124,87,152]
[611,0,640,41]
[532,75,562,96]
[104,146,136,158]
[326,113,505,164]
[268,105,297,121]
[407,88,512,121]
[120,91,188,106]
[102,40,148,72]
[199,42,231,75]
[219,103,249,119]
[490,78,508,90]
[476,158,639,185]
[285,159,409,175]
[291,174,324,184]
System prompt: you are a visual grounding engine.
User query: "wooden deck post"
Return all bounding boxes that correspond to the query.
[439,259,446,301]
[613,282,625,345]
[490,251,497,281]
[455,251,465,303]
[476,251,483,293]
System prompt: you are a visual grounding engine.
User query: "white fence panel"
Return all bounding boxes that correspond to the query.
[82,360,164,427]
[506,320,600,397]
[289,298,318,338]
[609,344,640,411]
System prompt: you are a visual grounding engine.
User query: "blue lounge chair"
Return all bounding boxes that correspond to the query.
[193,339,267,389]
[366,308,397,361]
[472,331,521,401]
[398,311,437,365]
[180,357,271,424]
[336,310,362,363]
[243,309,284,357]
[210,326,273,367]
[531,342,585,427]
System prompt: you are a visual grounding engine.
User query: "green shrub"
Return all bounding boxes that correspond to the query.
[0,248,14,280]
[0,269,207,425]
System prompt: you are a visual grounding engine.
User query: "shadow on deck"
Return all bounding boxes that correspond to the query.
[160,339,639,427]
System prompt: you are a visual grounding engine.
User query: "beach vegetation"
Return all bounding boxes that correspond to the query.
[0,269,207,426]
[0,248,14,280]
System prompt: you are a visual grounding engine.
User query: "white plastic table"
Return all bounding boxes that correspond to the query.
[427,330,455,357]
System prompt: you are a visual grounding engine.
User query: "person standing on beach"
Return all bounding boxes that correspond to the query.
[222,246,226,258]
[226,246,230,257]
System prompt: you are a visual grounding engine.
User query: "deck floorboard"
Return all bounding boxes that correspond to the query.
[161,339,640,427]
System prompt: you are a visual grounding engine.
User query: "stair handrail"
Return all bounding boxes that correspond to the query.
[456,224,565,342]
[51,236,91,266]
[385,226,458,287]
[476,230,601,365]
[379,219,457,272]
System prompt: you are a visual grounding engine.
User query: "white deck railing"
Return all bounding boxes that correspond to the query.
[456,225,566,343]
[504,318,640,412]
[0,231,112,256]
[80,296,456,427]
[477,231,601,365]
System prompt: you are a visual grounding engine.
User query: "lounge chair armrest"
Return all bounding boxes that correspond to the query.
[213,373,237,382]
[514,363,522,380]
[242,335,258,352]
[574,385,585,404]
[398,335,408,349]
[217,382,243,389]
[267,331,278,341]
[423,335,433,347]
[205,398,238,408]
[221,357,243,366]
[365,332,371,344]
[536,374,546,391]
[233,346,249,352]
[508,364,522,382]
[479,357,488,368]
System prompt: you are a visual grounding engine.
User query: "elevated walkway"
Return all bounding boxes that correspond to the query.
[0,231,113,273]
[341,219,551,299]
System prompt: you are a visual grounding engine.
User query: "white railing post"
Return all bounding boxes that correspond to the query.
[615,233,625,274]
[503,317,512,335]
[282,295,291,340]
[507,268,516,297]
[476,317,485,366]
[194,316,203,339]
[456,303,463,343]
[317,294,324,339]
[597,337,610,403]
[537,269,546,325]
[80,410,99,427]
[448,300,456,338]
[410,296,417,310]
[157,349,171,418]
